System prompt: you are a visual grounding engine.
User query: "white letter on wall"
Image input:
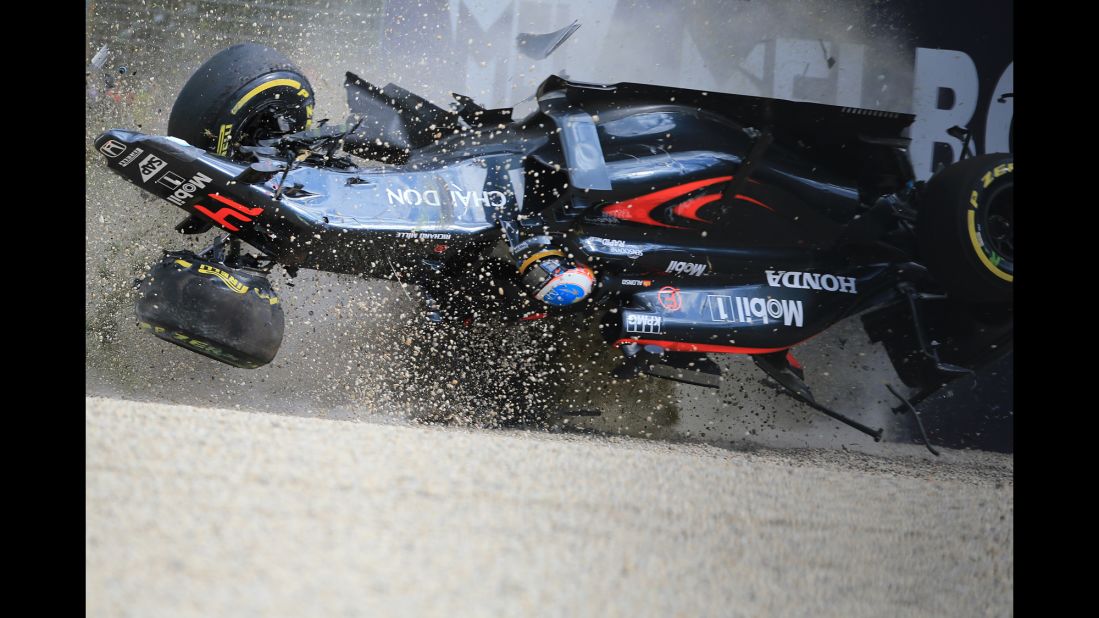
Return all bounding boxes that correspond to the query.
[910,48,979,180]
[985,62,1013,155]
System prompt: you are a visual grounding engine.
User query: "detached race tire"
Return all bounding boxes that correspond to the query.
[135,252,285,369]
[917,153,1013,303]
[167,43,315,158]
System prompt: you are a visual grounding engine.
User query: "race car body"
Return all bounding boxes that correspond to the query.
[94,44,1014,446]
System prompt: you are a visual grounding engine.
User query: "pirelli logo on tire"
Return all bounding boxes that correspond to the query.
[171,259,280,305]
[196,263,249,294]
[216,124,232,156]
[138,322,251,366]
[967,162,1013,283]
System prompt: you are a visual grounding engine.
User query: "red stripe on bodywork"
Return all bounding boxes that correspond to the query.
[671,193,722,222]
[732,194,774,212]
[785,351,802,369]
[602,176,732,228]
[614,338,789,355]
[193,204,245,232]
[673,193,774,220]
[208,193,264,216]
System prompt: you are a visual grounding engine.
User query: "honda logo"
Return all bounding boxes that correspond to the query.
[99,139,126,158]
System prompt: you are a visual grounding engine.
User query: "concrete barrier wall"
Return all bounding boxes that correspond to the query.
[373,0,1012,181]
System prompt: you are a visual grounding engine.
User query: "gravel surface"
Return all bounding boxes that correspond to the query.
[86,396,1013,617]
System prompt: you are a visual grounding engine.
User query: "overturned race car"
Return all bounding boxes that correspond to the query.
[94,43,1013,450]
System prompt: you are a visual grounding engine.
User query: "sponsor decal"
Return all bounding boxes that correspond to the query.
[157,171,185,190]
[705,295,804,327]
[621,279,652,287]
[395,231,453,240]
[511,237,536,253]
[99,140,126,158]
[181,337,243,362]
[433,244,448,254]
[196,263,249,294]
[386,188,507,208]
[625,313,663,335]
[657,286,682,311]
[192,193,264,232]
[594,238,627,248]
[179,260,278,305]
[117,147,144,168]
[137,153,167,182]
[139,322,246,364]
[216,123,232,156]
[967,162,1014,282]
[765,270,857,294]
[138,322,167,334]
[666,260,706,277]
[589,237,644,259]
[584,214,621,225]
[162,171,213,206]
[252,288,280,305]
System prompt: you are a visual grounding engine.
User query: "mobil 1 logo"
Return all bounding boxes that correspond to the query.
[706,295,805,327]
[156,170,215,206]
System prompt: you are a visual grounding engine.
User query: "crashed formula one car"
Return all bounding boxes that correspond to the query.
[94,43,1013,447]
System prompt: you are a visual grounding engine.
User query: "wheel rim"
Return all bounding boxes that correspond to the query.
[216,72,314,158]
[232,100,306,154]
[980,182,1013,265]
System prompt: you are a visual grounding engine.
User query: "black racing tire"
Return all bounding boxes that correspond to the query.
[135,252,285,368]
[167,43,315,158]
[917,153,1014,303]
